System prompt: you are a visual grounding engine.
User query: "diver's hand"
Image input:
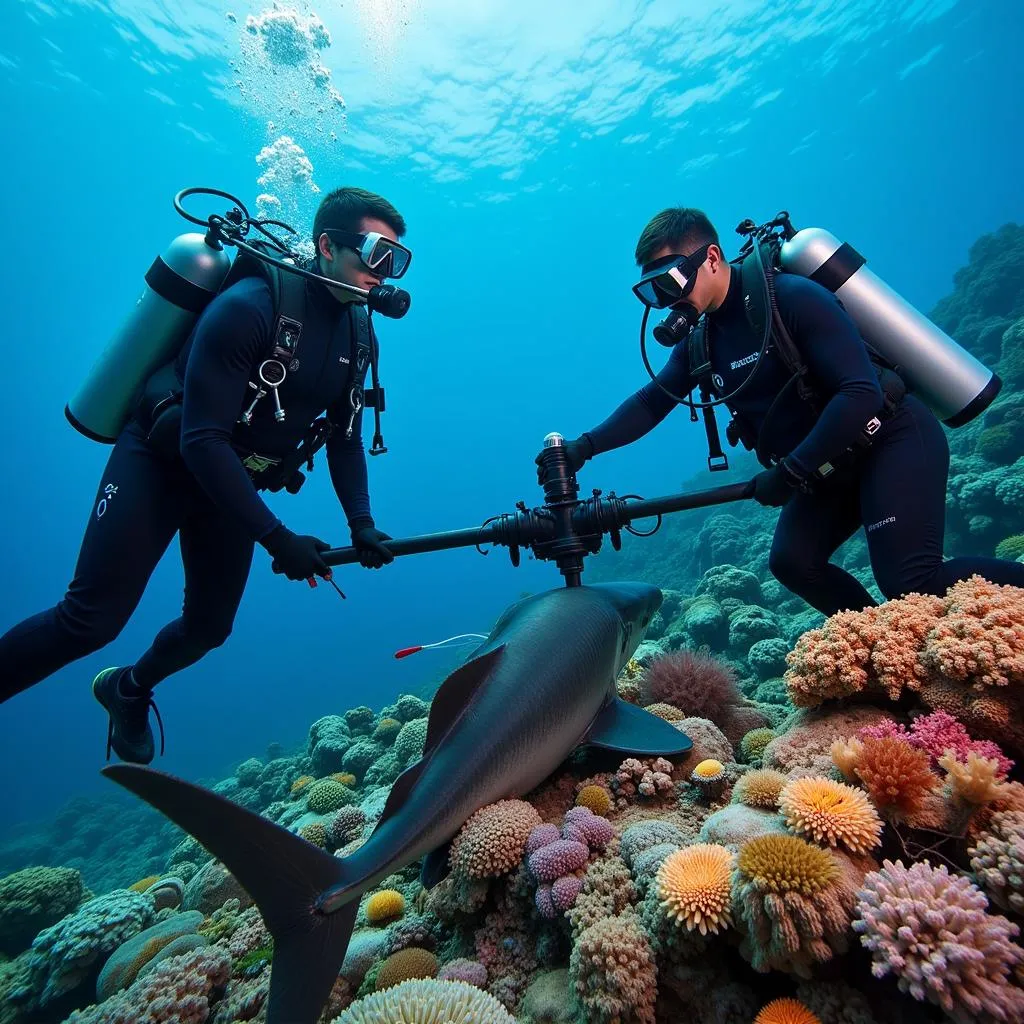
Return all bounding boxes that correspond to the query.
[352,526,394,569]
[534,434,594,484]
[751,460,805,508]
[261,524,331,580]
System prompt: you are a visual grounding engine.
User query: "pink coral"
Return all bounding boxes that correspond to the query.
[853,859,1024,1023]
[438,958,488,988]
[528,839,589,882]
[63,947,230,1024]
[449,799,542,879]
[615,757,675,799]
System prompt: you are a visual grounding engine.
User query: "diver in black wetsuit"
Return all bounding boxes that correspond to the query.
[541,207,1024,617]
[0,187,407,763]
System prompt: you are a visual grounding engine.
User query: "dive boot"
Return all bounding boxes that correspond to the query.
[92,667,165,765]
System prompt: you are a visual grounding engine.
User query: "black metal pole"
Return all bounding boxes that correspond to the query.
[619,480,754,522]
[319,524,502,568]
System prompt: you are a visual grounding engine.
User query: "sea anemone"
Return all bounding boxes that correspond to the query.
[655,843,734,935]
[754,998,822,1024]
[734,769,788,810]
[778,777,883,855]
[853,737,938,822]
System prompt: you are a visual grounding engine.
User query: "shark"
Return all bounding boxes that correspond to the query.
[102,580,693,1023]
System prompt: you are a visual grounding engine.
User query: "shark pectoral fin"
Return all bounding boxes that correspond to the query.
[102,765,356,1024]
[419,840,453,889]
[583,697,694,757]
[421,643,507,756]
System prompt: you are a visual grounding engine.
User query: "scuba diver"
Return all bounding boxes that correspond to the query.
[539,206,1024,618]
[0,186,409,764]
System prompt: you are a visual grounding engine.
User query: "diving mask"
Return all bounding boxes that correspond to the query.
[324,229,412,279]
[632,244,709,309]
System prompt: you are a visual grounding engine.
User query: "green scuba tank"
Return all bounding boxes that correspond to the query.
[65,232,232,442]
[779,227,1001,427]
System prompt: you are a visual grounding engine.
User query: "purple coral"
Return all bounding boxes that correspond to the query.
[526,824,561,854]
[853,859,1024,1023]
[551,875,584,912]
[438,957,488,988]
[535,884,555,918]
[563,807,614,850]
[528,839,589,882]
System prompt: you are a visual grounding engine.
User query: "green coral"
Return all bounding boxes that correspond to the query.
[977,425,1017,464]
[235,944,274,974]
[0,866,83,958]
[307,779,357,814]
[995,534,1024,560]
[739,728,777,763]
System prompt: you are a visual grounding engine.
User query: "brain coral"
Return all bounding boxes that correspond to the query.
[375,947,439,991]
[450,800,542,879]
[307,779,356,814]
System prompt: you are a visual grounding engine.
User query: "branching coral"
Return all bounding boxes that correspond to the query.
[853,859,1024,1023]
[569,912,657,1024]
[851,737,939,823]
[969,810,1024,915]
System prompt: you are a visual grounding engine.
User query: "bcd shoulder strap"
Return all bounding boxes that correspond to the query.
[685,322,729,472]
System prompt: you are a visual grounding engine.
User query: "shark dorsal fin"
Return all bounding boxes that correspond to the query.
[422,644,506,757]
[370,645,507,836]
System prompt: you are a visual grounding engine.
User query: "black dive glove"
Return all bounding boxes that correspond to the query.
[751,459,807,508]
[535,434,595,485]
[351,525,394,569]
[261,524,331,581]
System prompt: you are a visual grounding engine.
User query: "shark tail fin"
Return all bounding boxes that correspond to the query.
[102,764,359,1024]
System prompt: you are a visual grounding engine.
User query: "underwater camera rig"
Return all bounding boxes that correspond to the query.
[273,433,755,588]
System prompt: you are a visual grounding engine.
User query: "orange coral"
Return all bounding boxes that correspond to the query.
[754,998,822,1024]
[655,844,734,935]
[853,737,938,822]
[785,607,881,706]
[290,775,315,794]
[331,772,358,787]
[870,594,945,698]
[920,577,1024,689]
[375,948,438,990]
[778,777,883,855]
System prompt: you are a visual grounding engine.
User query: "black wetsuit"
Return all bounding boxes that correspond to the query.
[0,274,374,701]
[587,268,1024,616]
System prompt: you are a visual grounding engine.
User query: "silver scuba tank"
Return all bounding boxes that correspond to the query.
[779,227,1001,427]
[65,232,232,442]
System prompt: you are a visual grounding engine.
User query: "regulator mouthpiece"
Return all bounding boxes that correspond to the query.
[652,304,699,347]
[368,284,411,319]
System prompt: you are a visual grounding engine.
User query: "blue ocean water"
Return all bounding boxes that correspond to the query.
[0,0,1019,836]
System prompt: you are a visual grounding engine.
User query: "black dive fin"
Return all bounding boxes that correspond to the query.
[419,840,453,889]
[421,644,506,757]
[102,764,355,1024]
[583,697,694,757]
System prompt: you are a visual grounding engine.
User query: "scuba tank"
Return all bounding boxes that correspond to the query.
[779,226,1001,427]
[66,230,232,442]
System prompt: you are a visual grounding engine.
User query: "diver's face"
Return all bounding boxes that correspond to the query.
[648,241,727,314]
[317,216,399,298]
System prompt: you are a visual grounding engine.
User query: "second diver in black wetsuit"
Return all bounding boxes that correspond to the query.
[540,207,1024,617]
[0,186,409,763]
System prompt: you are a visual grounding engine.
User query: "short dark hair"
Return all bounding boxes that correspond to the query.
[312,186,407,244]
[634,207,719,266]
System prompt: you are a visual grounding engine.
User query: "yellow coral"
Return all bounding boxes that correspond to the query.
[128,875,161,893]
[290,775,315,795]
[736,835,840,897]
[754,998,822,1024]
[655,844,734,936]
[644,702,684,722]
[331,772,358,788]
[940,750,1004,806]
[575,785,612,817]
[375,947,438,991]
[830,736,863,782]
[778,777,883,855]
[365,889,405,925]
[693,759,725,779]
[734,769,787,809]
[300,821,327,847]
